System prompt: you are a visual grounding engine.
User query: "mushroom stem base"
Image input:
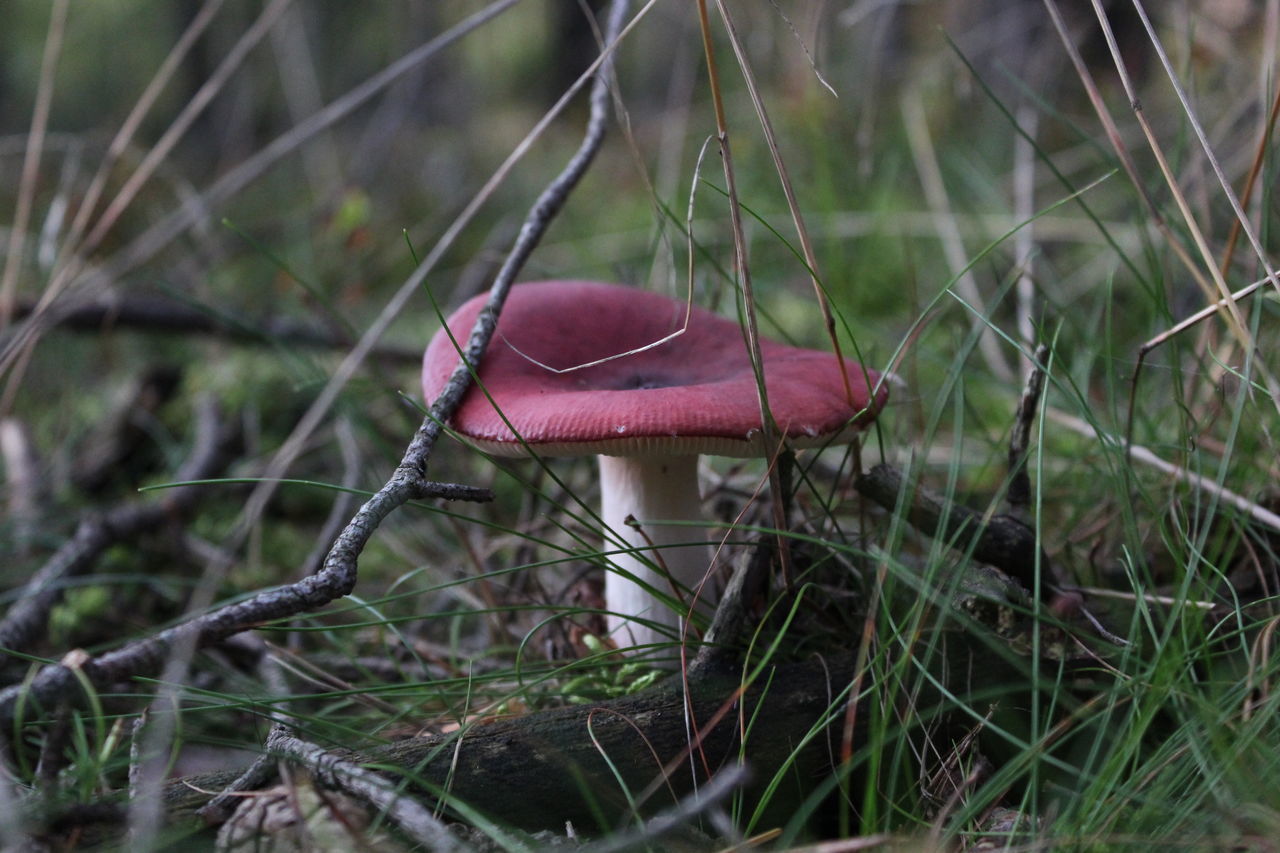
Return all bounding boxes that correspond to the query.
[598,454,713,660]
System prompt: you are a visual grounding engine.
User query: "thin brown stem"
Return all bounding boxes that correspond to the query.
[693,0,793,593]
[0,0,69,326]
[1218,70,1280,280]
[712,0,855,405]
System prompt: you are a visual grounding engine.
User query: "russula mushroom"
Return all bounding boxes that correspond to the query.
[422,281,886,659]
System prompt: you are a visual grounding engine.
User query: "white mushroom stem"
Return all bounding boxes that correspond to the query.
[598,454,714,658]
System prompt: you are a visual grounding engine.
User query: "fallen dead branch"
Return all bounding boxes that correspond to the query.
[0,394,239,656]
[139,593,1031,843]
[0,0,630,732]
[7,294,423,364]
[853,463,1046,592]
[260,724,465,852]
[160,654,868,835]
[29,465,1060,845]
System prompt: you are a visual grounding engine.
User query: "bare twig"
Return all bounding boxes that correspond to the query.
[1046,407,1280,534]
[0,394,239,656]
[265,725,467,853]
[195,756,277,827]
[127,712,147,807]
[1129,274,1279,453]
[6,294,422,364]
[0,0,629,729]
[1136,272,1276,364]
[693,0,793,602]
[712,0,855,405]
[853,463,1045,594]
[175,648,289,830]
[0,0,525,380]
[196,642,292,825]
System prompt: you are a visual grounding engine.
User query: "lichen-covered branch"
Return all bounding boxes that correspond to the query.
[264,725,465,852]
[0,0,631,729]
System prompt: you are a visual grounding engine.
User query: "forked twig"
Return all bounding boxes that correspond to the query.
[0,395,238,655]
[264,725,466,852]
[0,0,631,729]
[228,0,653,552]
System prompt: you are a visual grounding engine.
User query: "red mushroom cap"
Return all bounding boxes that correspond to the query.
[422,281,887,458]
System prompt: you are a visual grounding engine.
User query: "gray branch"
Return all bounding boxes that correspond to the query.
[265,725,468,852]
[0,395,238,655]
[0,0,629,729]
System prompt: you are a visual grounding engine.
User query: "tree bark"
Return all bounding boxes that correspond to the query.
[161,655,868,835]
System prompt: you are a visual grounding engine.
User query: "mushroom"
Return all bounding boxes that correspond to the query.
[422,281,886,659]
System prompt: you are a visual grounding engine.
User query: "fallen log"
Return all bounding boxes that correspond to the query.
[49,499,1050,845]
[162,654,869,836]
